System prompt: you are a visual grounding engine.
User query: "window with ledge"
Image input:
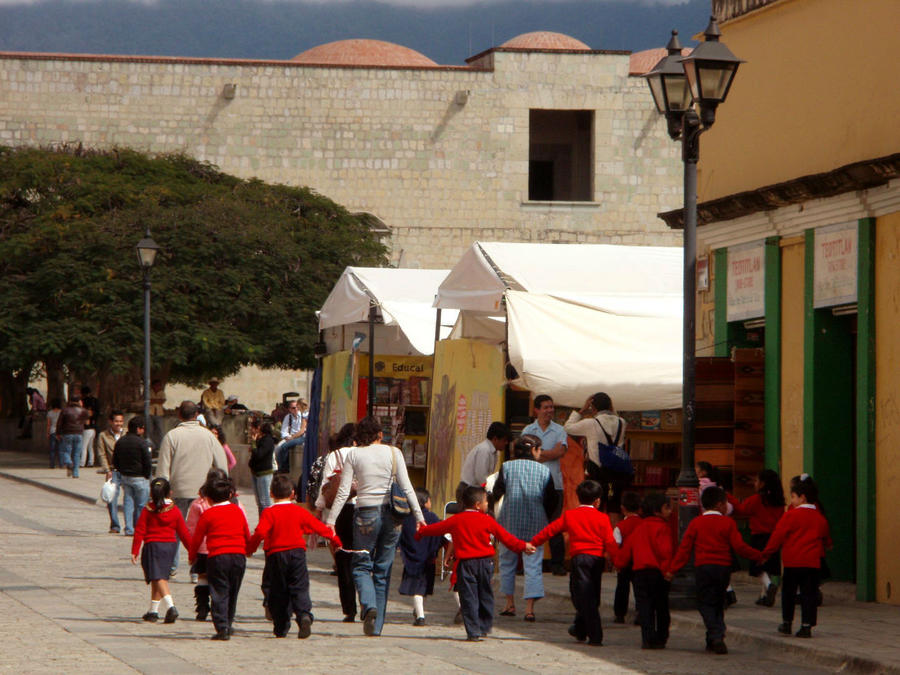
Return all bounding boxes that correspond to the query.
[528,109,594,202]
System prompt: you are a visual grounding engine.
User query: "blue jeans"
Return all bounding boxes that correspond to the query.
[120,474,150,535]
[352,504,402,636]
[499,542,544,600]
[48,435,60,468]
[276,436,304,473]
[253,473,274,516]
[107,472,122,531]
[59,434,83,477]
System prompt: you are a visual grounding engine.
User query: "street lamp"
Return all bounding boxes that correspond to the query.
[136,229,160,443]
[644,17,742,604]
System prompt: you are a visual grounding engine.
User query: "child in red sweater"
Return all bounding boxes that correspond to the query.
[188,476,251,641]
[615,492,674,649]
[667,486,762,654]
[760,479,830,638]
[729,468,785,606]
[416,485,536,641]
[531,480,618,646]
[131,477,191,624]
[248,474,341,639]
[612,491,643,624]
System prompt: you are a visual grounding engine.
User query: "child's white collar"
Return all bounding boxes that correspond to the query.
[797,503,817,510]
[702,510,723,516]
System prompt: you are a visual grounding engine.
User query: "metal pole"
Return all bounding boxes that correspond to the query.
[367,303,376,418]
[143,268,151,438]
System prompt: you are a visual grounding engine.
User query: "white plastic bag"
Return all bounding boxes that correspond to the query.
[100,478,117,504]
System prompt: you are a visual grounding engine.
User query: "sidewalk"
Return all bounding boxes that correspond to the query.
[1,449,898,673]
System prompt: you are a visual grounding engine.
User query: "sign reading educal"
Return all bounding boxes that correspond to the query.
[814,222,857,309]
[726,240,765,322]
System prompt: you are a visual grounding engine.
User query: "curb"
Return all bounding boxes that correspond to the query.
[0,470,100,507]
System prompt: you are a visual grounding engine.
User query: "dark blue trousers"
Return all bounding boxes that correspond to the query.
[207,553,246,634]
[695,564,730,643]
[456,557,494,639]
[265,548,312,636]
[633,568,670,647]
[569,553,605,644]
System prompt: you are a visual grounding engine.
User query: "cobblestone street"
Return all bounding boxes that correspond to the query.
[0,474,849,674]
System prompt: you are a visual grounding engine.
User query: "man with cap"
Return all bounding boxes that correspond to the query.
[201,378,226,426]
[224,395,248,414]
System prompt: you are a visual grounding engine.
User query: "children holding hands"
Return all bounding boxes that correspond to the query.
[416,485,536,641]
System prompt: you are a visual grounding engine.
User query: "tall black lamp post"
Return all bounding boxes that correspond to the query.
[644,17,742,605]
[136,229,160,440]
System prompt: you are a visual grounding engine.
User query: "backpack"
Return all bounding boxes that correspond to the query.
[591,418,634,476]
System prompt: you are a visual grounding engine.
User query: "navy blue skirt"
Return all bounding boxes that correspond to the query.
[141,541,178,583]
[399,562,436,596]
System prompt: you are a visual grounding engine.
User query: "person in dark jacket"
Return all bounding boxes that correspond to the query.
[112,416,153,535]
[57,394,90,478]
[249,422,276,516]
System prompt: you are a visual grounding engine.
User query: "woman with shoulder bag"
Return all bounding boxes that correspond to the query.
[327,416,425,636]
[248,422,276,516]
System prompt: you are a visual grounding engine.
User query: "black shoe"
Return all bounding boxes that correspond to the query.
[362,607,377,636]
[274,632,287,638]
[343,614,355,623]
[613,616,625,624]
[413,617,426,627]
[567,624,586,642]
[211,630,230,641]
[796,625,812,638]
[650,641,666,649]
[466,635,482,642]
[298,614,312,639]
[551,564,567,576]
[633,617,641,626]
[142,612,159,623]
[764,583,778,607]
[194,586,210,621]
[109,527,120,534]
[725,590,737,608]
[709,640,728,654]
[777,622,792,635]
[587,640,603,647]
[164,607,178,624]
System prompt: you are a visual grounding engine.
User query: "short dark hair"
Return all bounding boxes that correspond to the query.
[271,474,294,499]
[575,480,603,505]
[621,491,642,514]
[207,477,234,503]
[590,392,613,412]
[641,492,668,516]
[486,422,510,441]
[791,479,819,505]
[461,485,486,509]
[109,409,124,420]
[178,400,198,420]
[533,394,553,410]
[355,416,382,446]
[415,487,430,509]
[127,416,145,434]
[81,385,91,395]
[701,485,727,511]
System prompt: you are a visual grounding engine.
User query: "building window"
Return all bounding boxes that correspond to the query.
[528,109,594,201]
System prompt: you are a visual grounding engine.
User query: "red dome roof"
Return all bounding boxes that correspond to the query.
[292,39,437,67]
[500,31,591,51]
[629,47,691,76]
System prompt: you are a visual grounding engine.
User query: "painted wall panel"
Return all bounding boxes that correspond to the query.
[779,241,804,494]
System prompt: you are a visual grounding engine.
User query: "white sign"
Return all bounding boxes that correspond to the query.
[814,222,857,308]
[726,240,765,322]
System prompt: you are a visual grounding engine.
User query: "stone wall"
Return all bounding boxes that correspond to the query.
[0,50,683,267]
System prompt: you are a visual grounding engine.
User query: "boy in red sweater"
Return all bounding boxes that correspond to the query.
[760,479,830,638]
[613,491,643,624]
[666,486,762,654]
[188,476,251,641]
[615,492,674,649]
[531,480,617,646]
[248,474,342,639]
[416,485,536,641]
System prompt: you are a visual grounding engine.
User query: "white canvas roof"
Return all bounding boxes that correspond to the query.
[436,242,683,410]
[318,267,456,356]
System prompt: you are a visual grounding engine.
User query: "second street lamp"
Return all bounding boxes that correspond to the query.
[136,228,160,442]
[643,16,743,607]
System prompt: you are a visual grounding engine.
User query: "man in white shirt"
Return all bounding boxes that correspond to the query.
[456,422,510,503]
[276,399,307,473]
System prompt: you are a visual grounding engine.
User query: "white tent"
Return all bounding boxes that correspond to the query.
[318,267,457,356]
[435,242,683,410]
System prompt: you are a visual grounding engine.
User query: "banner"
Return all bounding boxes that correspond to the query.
[814,222,858,308]
[318,351,356,451]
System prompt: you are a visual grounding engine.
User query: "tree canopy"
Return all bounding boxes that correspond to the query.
[0,146,386,412]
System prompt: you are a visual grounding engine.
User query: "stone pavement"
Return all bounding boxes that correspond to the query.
[1,449,898,674]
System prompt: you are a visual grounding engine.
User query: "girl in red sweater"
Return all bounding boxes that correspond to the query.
[131,478,191,624]
[729,469,785,606]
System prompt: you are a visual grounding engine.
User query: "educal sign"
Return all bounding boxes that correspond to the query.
[814,222,857,309]
[726,240,765,322]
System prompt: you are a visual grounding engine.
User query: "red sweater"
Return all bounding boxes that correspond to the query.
[614,516,674,572]
[615,513,643,543]
[188,502,250,560]
[728,494,785,535]
[760,505,830,568]
[531,505,619,558]
[415,510,525,559]
[131,502,191,556]
[668,512,762,574]
[248,502,341,555]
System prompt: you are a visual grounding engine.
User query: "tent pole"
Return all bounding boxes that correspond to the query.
[368,303,376,417]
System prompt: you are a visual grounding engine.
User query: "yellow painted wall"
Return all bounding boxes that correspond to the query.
[875,211,900,604]
[698,0,900,202]
[779,239,805,492]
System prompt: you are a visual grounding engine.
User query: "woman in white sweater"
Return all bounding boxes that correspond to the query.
[328,416,424,636]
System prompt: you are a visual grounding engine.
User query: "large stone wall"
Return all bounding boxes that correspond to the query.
[0,50,683,267]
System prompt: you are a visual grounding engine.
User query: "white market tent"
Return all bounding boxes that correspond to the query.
[434,242,684,411]
[318,267,457,356]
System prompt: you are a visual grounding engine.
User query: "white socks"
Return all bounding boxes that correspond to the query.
[453,592,460,608]
[159,595,174,613]
[149,599,161,614]
[413,595,425,619]
[759,572,772,592]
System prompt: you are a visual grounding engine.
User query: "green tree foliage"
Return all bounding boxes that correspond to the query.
[0,146,386,410]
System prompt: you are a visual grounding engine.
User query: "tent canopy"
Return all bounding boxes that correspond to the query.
[318,267,457,356]
[435,242,683,410]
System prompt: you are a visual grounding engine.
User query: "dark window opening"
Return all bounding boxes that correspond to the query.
[528,109,593,201]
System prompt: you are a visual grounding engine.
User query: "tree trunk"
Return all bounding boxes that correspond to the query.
[44,358,66,405]
[0,370,29,419]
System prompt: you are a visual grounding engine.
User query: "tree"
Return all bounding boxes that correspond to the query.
[0,146,386,415]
